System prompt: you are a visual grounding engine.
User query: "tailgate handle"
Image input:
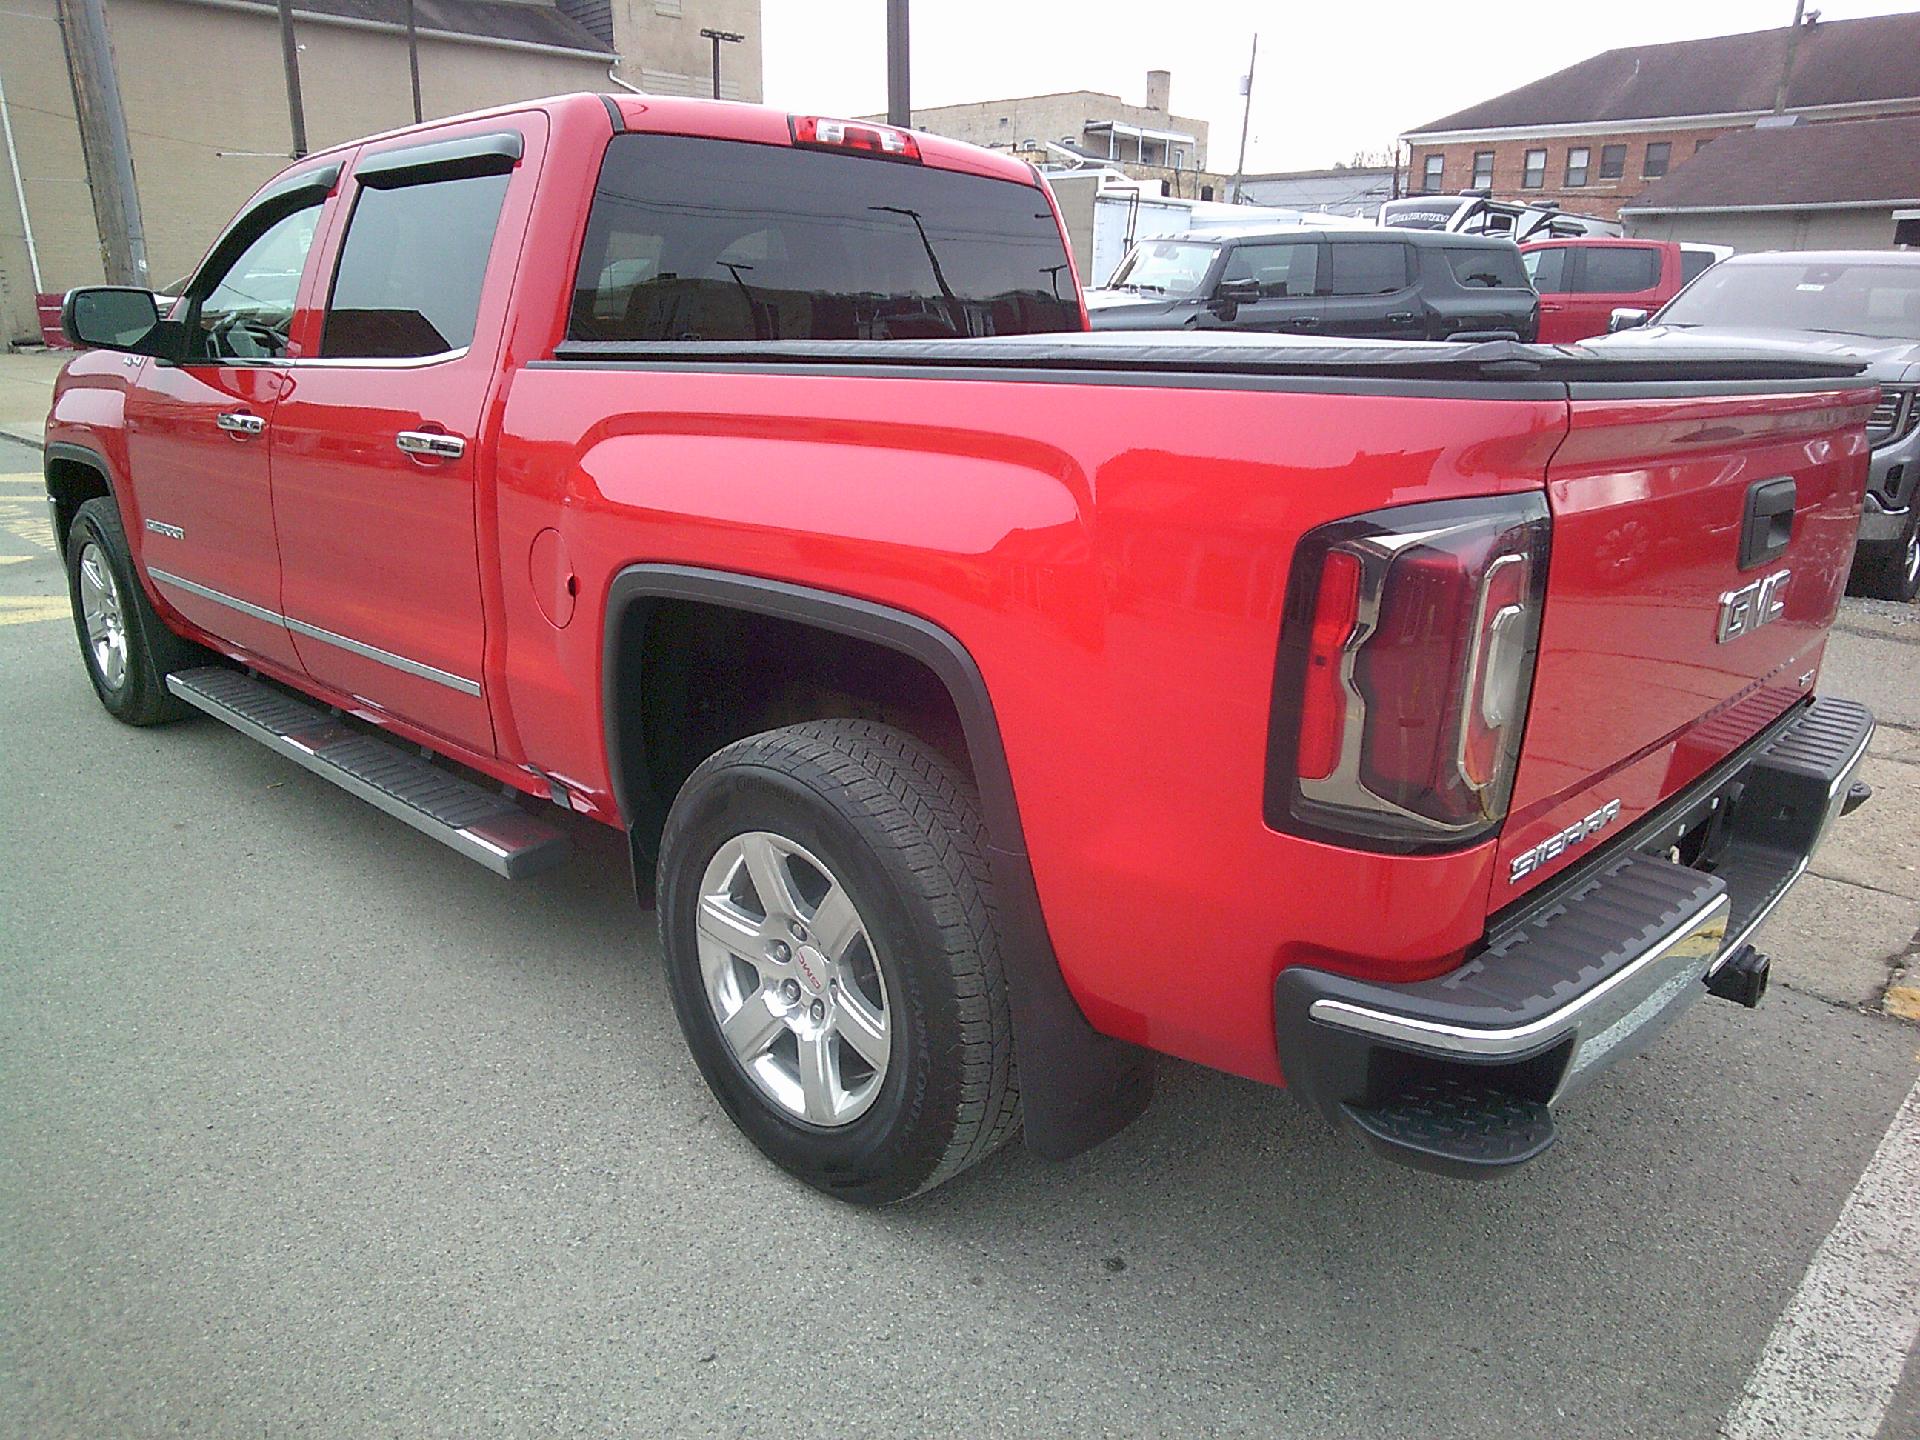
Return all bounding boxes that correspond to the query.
[1739,477,1796,571]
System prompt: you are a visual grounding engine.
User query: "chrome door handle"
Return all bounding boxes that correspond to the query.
[216,411,265,436]
[395,430,466,460]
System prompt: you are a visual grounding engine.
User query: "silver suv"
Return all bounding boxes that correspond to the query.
[1606,250,1920,601]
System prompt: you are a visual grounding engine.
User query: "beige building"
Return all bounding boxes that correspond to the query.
[0,0,763,346]
[868,70,1213,197]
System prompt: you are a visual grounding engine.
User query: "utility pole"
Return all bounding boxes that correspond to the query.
[1228,33,1257,204]
[699,28,743,100]
[405,0,423,124]
[1772,0,1808,115]
[56,0,148,286]
[886,0,910,128]
[277,0,309,157]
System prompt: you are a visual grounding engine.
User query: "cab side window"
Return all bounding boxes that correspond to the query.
[1220,242,1318,297]
[188,201,322,363]
[321,171,510,359]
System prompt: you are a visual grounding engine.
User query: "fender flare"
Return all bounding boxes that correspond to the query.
[43,441,121,553]
[602,563,1152,1160]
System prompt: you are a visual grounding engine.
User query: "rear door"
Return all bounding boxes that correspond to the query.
[1523,244,1578,342]
[267,116,540,755]
[1496,381,1874,901]
[1317,239,1420,340]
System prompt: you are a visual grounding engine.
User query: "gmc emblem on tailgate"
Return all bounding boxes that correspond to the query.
[1717,569,1790,643]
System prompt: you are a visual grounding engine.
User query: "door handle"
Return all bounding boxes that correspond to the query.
[1290,317,1321,329]
[1386,312,1416,323]
[216,411,265,436]
[395,430,466,460]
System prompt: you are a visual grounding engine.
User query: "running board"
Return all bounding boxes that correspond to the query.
[165,666,569,878]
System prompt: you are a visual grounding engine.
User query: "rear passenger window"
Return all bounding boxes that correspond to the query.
[1219,242,1318,297]
[1577,247,1661,294]
[1444,247,1527,289]
[322,171,510,358]
[1326,242,1409,296]
[1523,247,1568,293]
[570,134,1080,341]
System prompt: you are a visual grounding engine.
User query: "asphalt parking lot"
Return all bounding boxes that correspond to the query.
[1,429,1916,1439]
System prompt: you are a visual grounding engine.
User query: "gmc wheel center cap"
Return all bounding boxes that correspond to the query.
[793,945,828,995]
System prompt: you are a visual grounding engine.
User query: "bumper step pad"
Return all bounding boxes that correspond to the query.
[1343,1080,1555,1175]
[165,666,569,878]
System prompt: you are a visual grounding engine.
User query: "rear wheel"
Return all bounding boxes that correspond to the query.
[65,497,202,724]
[657,720,1020,1204]
[1850,511,1920,603]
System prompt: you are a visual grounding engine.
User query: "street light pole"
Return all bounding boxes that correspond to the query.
[1228,33,1257,204]
[886,0,910,128]
[699,28,744,101]
[276,0,309,157]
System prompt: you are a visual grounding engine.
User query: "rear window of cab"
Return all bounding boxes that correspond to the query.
[569,133,1082,342]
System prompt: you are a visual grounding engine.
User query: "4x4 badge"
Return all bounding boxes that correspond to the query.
[1717,569,1790,643]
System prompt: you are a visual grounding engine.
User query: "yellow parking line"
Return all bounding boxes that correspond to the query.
[0,595,71,625]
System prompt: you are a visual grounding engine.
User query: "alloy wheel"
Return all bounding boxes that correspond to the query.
[77,542,129,691]
[694,831,891,1127]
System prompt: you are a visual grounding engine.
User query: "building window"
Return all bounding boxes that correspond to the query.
[1564,147,1590,186]
[1423,154,1444,190]
[1643,141,1671,178]
[1598,143,1626,180]
[1200,184,1214,201]
[1471,150,1493,188]
[654,0,682,15]
[1522,149,1546,189]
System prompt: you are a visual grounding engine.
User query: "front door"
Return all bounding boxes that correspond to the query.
[1203,239,1323,333]
[268,120,536,756]
[124,190,329,669]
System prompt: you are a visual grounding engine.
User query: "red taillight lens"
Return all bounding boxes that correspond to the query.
[789,115,923,162]
[1298,549,1361,782]
[1267,494,1550,853]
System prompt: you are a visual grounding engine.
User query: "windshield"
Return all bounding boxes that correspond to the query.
[1105,240,1219,297]
[1660,260,1920,339]
[1380,197,1464,231]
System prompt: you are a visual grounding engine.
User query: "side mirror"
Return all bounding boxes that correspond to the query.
[1608,307,1651,333]
[61,286,167,354]
[1211,277,1261,315]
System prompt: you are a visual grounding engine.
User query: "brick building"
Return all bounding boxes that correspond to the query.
[1400,11,1920,224]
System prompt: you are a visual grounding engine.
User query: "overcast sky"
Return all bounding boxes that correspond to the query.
[762,1,1920,172]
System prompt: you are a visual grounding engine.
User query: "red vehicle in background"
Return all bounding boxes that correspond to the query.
[1523,237,1731,343]
[42,94,1877,1203]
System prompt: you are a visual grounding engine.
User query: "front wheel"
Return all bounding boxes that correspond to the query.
[64,497,203,725]
[1850,511,1920,603]
[657,720,1021,1204]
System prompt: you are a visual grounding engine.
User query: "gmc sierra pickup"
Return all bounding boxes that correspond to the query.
[47,93,1878,1203]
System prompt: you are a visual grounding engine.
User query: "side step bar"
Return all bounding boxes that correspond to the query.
[166,666,570,878]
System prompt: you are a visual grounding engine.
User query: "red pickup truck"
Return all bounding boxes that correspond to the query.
[1522,237,1730,343]
[47,94,1877,1202]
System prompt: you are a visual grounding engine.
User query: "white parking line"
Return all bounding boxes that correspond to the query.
[1724,1071,1920,1439]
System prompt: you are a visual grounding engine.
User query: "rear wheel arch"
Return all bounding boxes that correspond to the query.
[600,563,1152,1159]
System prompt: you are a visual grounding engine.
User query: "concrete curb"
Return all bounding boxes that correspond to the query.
[0,426,45,451]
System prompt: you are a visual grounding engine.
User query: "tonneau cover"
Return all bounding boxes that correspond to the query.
[550,333,1869,385]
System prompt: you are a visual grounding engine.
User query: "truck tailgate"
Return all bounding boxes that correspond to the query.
[1497,382,1878,900]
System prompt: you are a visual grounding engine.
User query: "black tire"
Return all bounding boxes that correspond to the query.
[65,496,203,725]
[657,720,1021,1204]
[1849,511,1920,603]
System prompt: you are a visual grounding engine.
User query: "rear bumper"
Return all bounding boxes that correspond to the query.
[1273,695,1873,1178]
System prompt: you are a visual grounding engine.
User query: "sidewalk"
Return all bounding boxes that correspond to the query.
[0,348,70,448]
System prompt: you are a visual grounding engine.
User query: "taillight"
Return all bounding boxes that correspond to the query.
[789,115,922,162]
[1266,494,1550,853]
